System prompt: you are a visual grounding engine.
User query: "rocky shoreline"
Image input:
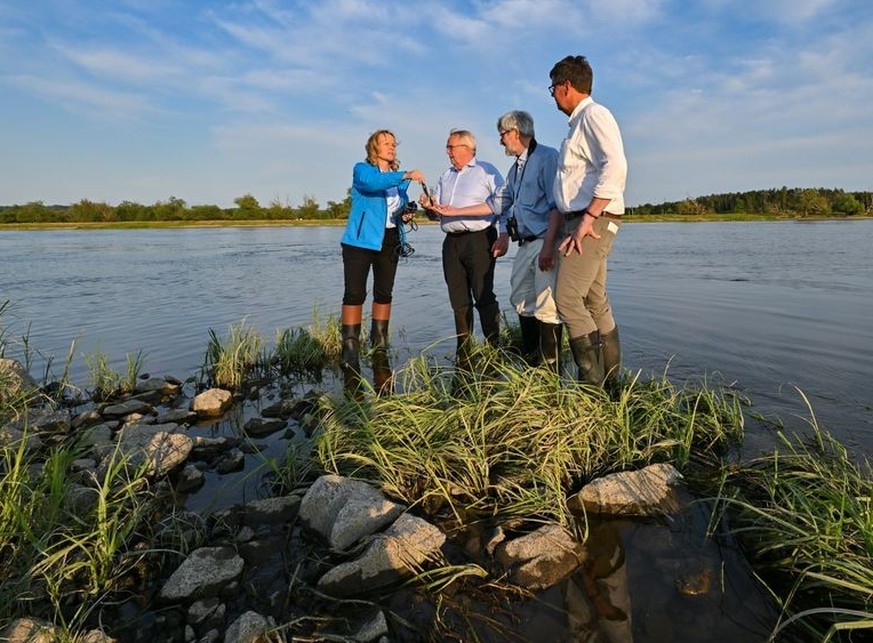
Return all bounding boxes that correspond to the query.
[0,357,776,642]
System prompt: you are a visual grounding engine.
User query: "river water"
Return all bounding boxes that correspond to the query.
[3,220,871,456]
[3,220,871,640]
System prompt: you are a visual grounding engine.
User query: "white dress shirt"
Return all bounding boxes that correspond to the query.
[553,96,627,214]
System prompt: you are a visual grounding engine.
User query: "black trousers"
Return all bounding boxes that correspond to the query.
[341,228,400,306]
[442,227,499,321]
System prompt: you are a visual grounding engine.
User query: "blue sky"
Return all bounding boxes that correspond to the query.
[2,0,871,209]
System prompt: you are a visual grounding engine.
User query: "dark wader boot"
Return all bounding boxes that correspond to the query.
[340,304,363,394]
[480,302,501,348]
[601,326,622,393]
[454,308,475,372]
[371,302,393,396]
[568,330,604,386]
[539,322,564,373]
[518,314,540,364]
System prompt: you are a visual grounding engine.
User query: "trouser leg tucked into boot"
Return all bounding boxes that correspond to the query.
[517,315,540,364]
[454,309,475,366]
[371,302,393,395]
[569,330,604,386]
[539,322,563,373]
[340,304,363,392]
[479,302,501,348]
[601,325,622,390]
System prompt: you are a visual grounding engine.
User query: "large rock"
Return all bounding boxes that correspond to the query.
[191,388,233,417]
[0,617,58,643]
[299,474,405,551]
[316,513,446,597]
[102,399,155,420]
[159,546,244,602]
[224,611,275,643]
[243,416,287,437]
[0,358,38,400]
[109,423,193,478]
[495,523,587,590]
[569,463,683,516]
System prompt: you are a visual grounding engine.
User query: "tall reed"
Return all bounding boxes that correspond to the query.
[203,321,267,390]
[0,432,161,634]
[316,344,744,530]
[709,396,873,641]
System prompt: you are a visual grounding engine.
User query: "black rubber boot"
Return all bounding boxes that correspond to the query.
[454,309,474,363]
[539,322,563,373]
[371,318,393,396]
[518,315,540,364]
[479,302,501,348]
[601,326,621,392]
[568,330,604,386]
[340,323,362,392]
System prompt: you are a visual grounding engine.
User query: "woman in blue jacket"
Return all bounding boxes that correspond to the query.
[340,129,425,392]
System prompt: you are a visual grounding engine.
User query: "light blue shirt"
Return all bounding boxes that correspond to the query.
[489,139,559,239]
[434,158,504,233]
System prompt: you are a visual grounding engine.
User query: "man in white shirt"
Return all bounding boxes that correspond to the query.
[549,55,628,387]
[423,129,506,361]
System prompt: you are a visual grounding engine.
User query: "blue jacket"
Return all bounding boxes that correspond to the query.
[341,162,412,251]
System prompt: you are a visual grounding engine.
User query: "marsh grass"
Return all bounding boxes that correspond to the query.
[84,349,146,401]
[273,309,342,379]
[709,394,873,641]
[315,342,744,532]
[0,433,162,634]
[203,321,267,390]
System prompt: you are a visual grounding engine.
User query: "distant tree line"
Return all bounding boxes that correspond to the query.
[0,192,352,224]
[632,187,872,217]
[1,187,870,224]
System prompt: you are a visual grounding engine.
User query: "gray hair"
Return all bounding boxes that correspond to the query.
[496,111,535,139]
[449,128,477,153]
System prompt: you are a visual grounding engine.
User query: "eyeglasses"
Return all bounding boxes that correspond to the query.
[445,144,469,150]
[498,129,513,139]
[548,81,563,97]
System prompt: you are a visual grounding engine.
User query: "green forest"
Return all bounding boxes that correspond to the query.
[1,187,870,224]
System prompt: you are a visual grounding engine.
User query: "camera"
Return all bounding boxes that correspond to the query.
[400,201,418,223]
[506,216,520,242]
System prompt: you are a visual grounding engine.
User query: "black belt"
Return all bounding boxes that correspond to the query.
[517,235,539,247]
[564,210,622,221]
[446,228,488,237]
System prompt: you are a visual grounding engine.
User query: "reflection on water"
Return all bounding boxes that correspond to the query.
[2,221,872,454]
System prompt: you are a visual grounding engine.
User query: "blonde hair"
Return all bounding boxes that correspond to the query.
[365,129,400,170]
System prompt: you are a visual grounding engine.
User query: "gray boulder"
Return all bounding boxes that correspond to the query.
[191,388,233,417]
[569,463,684,516]
[224,610,275,643]
[0,358,38,400]
[317,513,446,597]
[495,523,587,590]
[299,474,405,551]
[109,423,193,478]
[159,546,244,602]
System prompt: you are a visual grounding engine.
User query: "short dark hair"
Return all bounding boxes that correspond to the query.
[550,55,593,95]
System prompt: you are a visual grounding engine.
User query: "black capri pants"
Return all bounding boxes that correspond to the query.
[341,227,400,306]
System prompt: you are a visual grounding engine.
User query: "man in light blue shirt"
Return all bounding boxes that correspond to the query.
[488,111,563,370]
[423,129,506,360]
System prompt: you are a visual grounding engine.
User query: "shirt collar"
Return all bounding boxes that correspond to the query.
[450,157,478,173]
[568,95,594,125]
